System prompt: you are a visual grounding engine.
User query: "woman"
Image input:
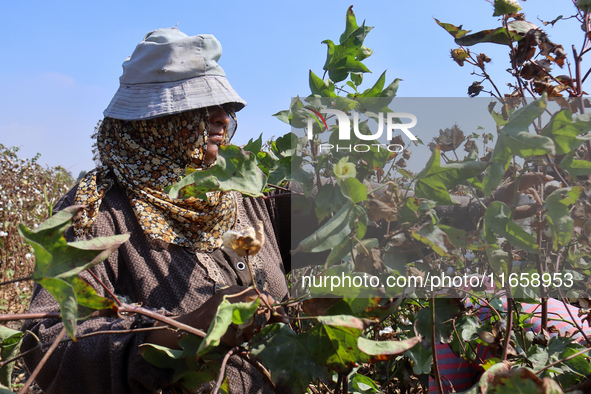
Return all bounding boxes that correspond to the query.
[22,27,289,393]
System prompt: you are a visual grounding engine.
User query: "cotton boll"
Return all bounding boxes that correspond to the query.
[221,221,265,258]
[516,193,534,206]
[379,326,393,336]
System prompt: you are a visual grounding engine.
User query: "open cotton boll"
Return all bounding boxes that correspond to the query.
[221,221,265,259]
[378,326,393,336]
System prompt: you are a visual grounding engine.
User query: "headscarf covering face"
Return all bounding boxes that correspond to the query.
[73,106,237,252]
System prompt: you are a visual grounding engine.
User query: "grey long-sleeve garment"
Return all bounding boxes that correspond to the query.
[22,181,290,394]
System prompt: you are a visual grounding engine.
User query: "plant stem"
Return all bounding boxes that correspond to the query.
[502,298,513,362]
[212,346,240,394]
[240,353,276,390]
[19,327,66,394]
[0,275,32,287]
[119,303,206,338]
[558,288,591,347]
[87,268,122,306]
[537,345,591,374]
[335,373,343,394]
[244,255,279,318]
[0,312,61,322]
[431,293,445,394]
[0,326,168,370]
[308,384,320,394]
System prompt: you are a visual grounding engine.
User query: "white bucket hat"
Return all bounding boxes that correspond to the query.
[103,27,246,120]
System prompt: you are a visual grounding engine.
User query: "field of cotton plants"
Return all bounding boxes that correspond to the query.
[0,144,74,317]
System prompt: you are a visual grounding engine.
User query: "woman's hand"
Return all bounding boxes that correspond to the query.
[144,285,286,349]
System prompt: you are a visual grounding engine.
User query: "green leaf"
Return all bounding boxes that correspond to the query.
[339,5,359,44]
[181,361,228,392]
[398,197,422,225]
[449,316,480,362]
[197,296,259,356]
[473,362,511,392]
[380,78,402,99]
[0,327,23,388]
[249,323,330,393]
[413,298,463,347]
[315,183,346,222]
[415,147,488,204]
[327,55,370,78]
[309,70,336,97]
[258,134,302,188]
[340,177,368,204]
[561,346,591,375]
[37,277,78,338]
[322,18,374,83]
[545,187,582,250]
[493,0,522,16]
[141,334,203,383]
[243,134,263,155]
[292,201,353,254]
[316,315,375,330]
[348,373,380,393]
[307,322,365,372]
[483,96,555,196]
[275,132,300,156]
[411,222,456,257]
[540,110,591,155]
[439,225,488,251]
[352,204,368,239]
[454,21,536,46]
[167,145,268,199]
[17,207,127,339]
[488,369,546,393]
[333,96,360,112]
[405,342,433,375]
[272,109,291,124]
[526,345,549,372]
[140,343,186,371]
[358,71,386,98]
[415,148,454,204]
[18,206,129,280]
[0,385,15,394]
[357,336,422,357]
[272,97,306,126]
[324,236,352,268]
[70,276,117,311]
[559,151,591,178]
[434,18,471,39]
[483,201,539,254]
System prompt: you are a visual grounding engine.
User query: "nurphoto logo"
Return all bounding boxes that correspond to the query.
[305,108,418,154]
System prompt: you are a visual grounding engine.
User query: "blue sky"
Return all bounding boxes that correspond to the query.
[0,0,585,176]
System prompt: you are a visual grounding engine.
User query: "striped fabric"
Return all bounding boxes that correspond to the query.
[428,298,591,392]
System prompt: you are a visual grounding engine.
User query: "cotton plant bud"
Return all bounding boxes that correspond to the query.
[222,221,265,258]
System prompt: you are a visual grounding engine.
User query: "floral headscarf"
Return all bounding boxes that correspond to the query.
[73,107,237,252]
